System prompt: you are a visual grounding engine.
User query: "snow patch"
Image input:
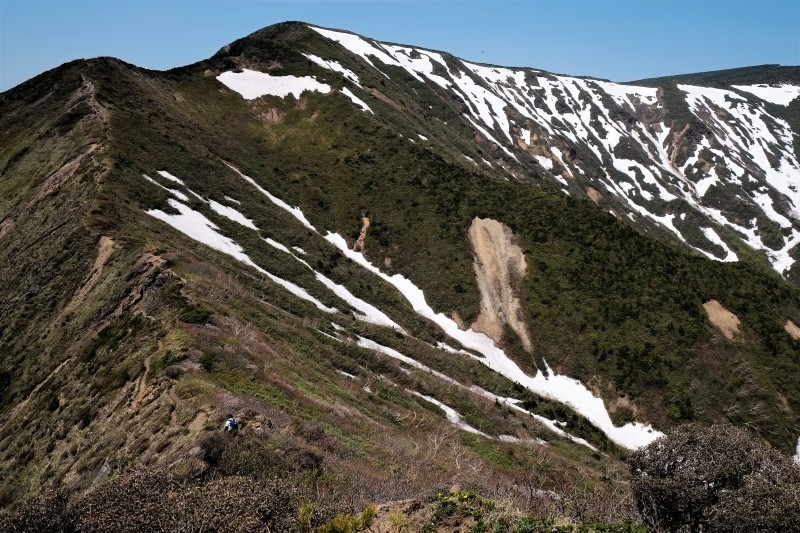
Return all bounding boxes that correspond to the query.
[303,53,361,85]
[732,84,800,107]
[227,163,316,231]
[146,199,335,313]
[157,170,186,186]
[341,87,373,113]
[217,69,330,100]
[208,200,258,230]
[410,391,488,437]
[143,174,189,202]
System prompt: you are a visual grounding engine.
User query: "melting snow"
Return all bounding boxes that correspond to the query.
[227,163,317,231]
[208,200,258,230]
[262,237,402,329]
[303,53,361,85]
[324,232,662,449]
[146,199,335,312]
[410,391,489,436]
[340,87,372,113]
[157,170,186,186]
[701,227,738,262]
[535,155,554,170]
[143,174,189,202]
[732,84,800,107]
[217,69,331,100]
[147,199,258,267]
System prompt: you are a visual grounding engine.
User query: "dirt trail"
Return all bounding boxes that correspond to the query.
[131,341,160,412]
[0,358,70,430]
[187,411,209,432]
[468,217,532,352]
[703,300,741,340]
[56,235,114,323]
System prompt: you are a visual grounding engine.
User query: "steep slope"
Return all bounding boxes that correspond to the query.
[2,22,800,512]
[221,23,800,278]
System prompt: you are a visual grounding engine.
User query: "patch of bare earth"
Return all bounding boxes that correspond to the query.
[468,217,532,352]
[586,187,602,204]
[54,235,115,323]
[353,215,370,252]
[785,319,800,340]
[703,300,741,340]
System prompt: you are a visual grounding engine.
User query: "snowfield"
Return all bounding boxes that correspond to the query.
[217,69,330,100]
[732,84,800,106]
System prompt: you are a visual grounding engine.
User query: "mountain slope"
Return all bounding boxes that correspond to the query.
[1,22,799,511]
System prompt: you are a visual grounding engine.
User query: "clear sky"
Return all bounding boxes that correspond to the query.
[1,0,798,91]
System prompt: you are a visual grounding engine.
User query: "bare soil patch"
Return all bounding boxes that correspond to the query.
[353,216,370,252]
[703,300,741,340]
[468,217,532,352]
[784,319,800,340]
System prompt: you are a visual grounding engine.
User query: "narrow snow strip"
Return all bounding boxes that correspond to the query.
[143,174,189,202]
[224,195,241,205]
[226,163,317,231]
[157,170,186,186]
[340,87,373,113]
[209,200,258,230]
[794,436,800,464]
[732,84,800,107]
[324,232,661,449]
[358,336,595,448]
[263,237,402,329]
[357,336,459,386]
[410,391,489,437]
[217,69,331,100]
[336,369,356,379]
[316,276,401,329]
[469,385,597,450]
[264,273,338,313]
[147,199,258,267]
[303,53,361,85]
[701,227,738,262]
[146,199,335,313]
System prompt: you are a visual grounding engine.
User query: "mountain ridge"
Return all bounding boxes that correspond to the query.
[2,20,799,514]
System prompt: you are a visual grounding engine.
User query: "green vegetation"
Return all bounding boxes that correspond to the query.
[2,20,800,522]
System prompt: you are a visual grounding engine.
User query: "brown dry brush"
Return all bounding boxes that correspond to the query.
[629,423,800,532]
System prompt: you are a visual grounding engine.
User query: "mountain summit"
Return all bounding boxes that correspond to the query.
[1,21,799,517]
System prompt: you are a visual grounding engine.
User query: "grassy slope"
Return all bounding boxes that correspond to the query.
[1,28,800,510]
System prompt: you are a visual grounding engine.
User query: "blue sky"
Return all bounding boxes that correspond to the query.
[1,0,798,91]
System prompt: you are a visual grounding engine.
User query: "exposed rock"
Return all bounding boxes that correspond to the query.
[468,217,532,352]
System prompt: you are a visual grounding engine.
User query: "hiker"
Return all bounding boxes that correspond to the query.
[224,414,239,435]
